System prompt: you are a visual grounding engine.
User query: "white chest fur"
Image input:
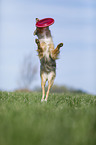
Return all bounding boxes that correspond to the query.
[40,37,53,59]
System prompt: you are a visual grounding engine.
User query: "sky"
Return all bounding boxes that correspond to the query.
[0,0,96,94]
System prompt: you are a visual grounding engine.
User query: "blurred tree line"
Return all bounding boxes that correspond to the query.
[35,85,85,94]
[17,53,38,90]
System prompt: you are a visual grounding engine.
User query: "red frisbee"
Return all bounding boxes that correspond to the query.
[36,18,54,28]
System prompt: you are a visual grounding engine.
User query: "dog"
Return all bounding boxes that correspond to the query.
[34,18,63,102]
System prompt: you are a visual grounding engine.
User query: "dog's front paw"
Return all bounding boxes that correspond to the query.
[58,43,63,48]
[35,39,40,45]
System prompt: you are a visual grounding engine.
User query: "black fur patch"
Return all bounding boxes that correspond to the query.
[40,57,56,73]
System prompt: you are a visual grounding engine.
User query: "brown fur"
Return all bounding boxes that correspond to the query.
[34,18,63,102]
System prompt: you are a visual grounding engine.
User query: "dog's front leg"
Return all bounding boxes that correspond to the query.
[51,43,63,60]
[35,39,41,48]
[35,39,43,59]
[54,43,63,53]
[57,43,63,50]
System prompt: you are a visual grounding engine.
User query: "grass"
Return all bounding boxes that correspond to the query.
[0,91,96,145]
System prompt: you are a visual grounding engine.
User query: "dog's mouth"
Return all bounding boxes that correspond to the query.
[34,27,49,35]
[33,27,51,39]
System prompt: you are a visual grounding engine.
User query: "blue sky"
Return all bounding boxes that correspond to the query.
[0,0,96,94]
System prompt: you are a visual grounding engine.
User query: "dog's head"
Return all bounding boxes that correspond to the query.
[33,18,51,39]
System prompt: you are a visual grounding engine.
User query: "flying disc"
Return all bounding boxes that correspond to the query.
[36,18,54,28]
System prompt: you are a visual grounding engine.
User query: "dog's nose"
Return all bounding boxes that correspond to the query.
[33,30,37,35]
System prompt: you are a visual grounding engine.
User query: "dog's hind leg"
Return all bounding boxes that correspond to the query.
[41,73,47,102]
[45,72,56,102]
[45,82,52,102]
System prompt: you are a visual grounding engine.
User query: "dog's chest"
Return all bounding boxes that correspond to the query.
[43,44,49,59]
[40,38,52,59]
[39,37,56,73]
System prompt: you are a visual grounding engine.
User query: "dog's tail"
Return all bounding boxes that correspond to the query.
[51,43,63,60]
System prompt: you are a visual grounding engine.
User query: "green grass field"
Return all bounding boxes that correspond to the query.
[0,91,96,145]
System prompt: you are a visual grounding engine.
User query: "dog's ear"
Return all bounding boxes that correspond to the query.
[36,18,40,23]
